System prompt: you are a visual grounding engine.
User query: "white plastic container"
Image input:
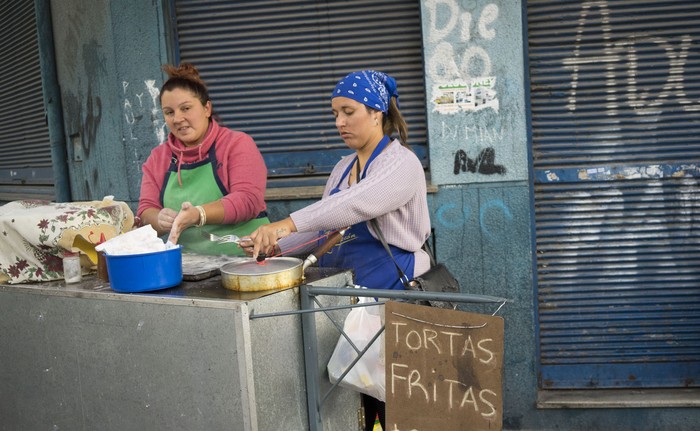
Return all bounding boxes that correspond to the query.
[62,252,82,284]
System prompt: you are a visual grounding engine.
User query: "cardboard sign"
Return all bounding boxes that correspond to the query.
[385,301,504,431]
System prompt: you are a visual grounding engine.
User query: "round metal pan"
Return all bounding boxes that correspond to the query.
[220,256,303,292]
[219,229,346,292]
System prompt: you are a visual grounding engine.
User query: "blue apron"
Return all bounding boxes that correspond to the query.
[318,136,414,290]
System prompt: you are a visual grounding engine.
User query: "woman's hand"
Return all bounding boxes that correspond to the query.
[156,207,179,232]
[247,218,296,259]
[238,237,280,257]
[237,237,255,256]
[167,202,200,244]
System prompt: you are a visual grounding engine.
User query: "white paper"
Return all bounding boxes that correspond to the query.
[95,225,178,255]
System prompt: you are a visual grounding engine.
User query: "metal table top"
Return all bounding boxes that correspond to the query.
[0,266,348,307]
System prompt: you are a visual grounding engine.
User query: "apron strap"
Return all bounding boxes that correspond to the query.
[369,219,411,288]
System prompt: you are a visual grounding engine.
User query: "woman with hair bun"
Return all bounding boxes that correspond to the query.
[137,62,270,255]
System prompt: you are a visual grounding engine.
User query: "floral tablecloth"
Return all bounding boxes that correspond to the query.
[0,198,134,284]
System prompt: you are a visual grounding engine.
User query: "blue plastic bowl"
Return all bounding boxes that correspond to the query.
[104,246,183,293]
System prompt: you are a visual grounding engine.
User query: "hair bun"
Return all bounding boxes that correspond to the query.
[162,62,205,86]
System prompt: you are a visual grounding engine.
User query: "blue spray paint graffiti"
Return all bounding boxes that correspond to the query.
[479,199,513,240]
[436,202,472,229]
[436,199,512,240]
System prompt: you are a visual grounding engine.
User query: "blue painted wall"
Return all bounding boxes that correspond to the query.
[49,0,169,206]
[45,0,700,429]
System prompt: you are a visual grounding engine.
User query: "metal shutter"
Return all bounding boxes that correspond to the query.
[527,0,700,388]
[0,0,53,200]
[172,0,427,187]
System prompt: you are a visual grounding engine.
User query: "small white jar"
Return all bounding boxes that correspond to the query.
[63,251,82,284]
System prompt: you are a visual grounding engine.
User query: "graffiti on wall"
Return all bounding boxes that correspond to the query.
[436,198,513,240]
[454,148,506,175]
[424,0,511,180]
[426,0,500,115]
[564,1,699,114]
[122,80,166,145]
[449,122,507,175]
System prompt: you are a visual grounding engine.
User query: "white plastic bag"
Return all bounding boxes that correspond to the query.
[327,297,385,401]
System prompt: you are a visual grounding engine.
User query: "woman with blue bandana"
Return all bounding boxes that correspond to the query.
[243,70,432,429]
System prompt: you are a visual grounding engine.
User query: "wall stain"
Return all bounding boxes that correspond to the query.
[82,84,102,158]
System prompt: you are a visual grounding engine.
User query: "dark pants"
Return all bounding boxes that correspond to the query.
[362,394,385,430]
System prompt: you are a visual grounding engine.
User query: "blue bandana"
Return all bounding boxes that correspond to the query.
[331,70,399,113]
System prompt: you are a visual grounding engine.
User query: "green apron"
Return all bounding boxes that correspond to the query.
[162,143,269,255]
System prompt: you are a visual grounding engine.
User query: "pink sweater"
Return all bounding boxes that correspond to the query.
[280,139,432,277]
[137,120,267,223]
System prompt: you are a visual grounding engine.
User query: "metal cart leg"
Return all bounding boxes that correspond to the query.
[300,285,323,431]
